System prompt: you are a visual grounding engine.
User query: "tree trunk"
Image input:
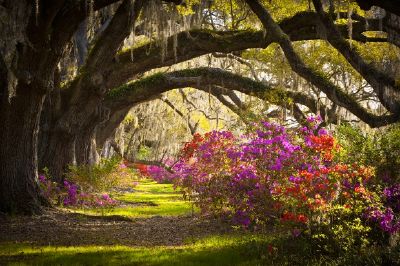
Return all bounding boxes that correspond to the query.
[96,107,131,148]
[75,125,100,166]
[38,86,76,182]
[0,85,48,214]
[39,131,76,182]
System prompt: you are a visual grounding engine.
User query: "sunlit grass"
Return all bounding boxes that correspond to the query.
[0,234,271,266]
[67,179,197,218]
[0,233,387,266]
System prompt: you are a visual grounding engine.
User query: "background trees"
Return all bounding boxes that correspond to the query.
[1,0,400,213]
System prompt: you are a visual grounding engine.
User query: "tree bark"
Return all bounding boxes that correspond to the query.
[39,131,75,183]
[97,107,132,148]
[0,84,48,214]
[75,125,100,166]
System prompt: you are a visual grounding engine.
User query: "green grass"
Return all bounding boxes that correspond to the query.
[0,233,391,266]
[0,234,272,266]
[69,179,197,218]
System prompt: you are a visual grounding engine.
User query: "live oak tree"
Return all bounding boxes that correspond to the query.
[1,0,400,213]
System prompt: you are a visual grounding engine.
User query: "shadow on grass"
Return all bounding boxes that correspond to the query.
[67,212,134,222]
[1,233,394,266]
[118,200,158,207]
[0,240,265,266]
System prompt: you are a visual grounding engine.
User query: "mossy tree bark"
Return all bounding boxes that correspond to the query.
[0,0,124,213]
[0,84,48,214]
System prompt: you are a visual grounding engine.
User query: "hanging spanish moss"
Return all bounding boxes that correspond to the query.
[336,0,341,20]
[128,0,136,62]
[89,0,94,29]
[347,4,353,47]
[139,0,203,63]
[35,0,39,25]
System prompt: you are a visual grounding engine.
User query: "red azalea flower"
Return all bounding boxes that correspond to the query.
[297,214,308,223]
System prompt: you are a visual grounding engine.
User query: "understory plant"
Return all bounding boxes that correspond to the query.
[38,157,136,211]
[67,156,137,192]
[38,174,119,210]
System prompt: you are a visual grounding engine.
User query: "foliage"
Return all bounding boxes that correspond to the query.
[375,124,400,184]
[336,123,400,187]
[67,157,136,192]
[334,123,400,244]
[38,157,137,211]
[38,168,61,202]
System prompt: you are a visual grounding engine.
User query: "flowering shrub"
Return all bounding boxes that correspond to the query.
[38,170,60,202]
[132,163,150,177]
[334,123,400,245]
[147,159,176,183]
[39,173,119,209]
[157,117,398,253]
[364,183,400,234]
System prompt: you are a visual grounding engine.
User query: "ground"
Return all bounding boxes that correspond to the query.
[0,180,272,265]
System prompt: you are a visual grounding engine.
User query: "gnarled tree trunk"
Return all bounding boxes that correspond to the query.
[75,125,100,166]
[39,131,76,183]
[0,84,48,214]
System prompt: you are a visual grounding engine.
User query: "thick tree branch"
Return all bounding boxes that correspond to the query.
[104,11,386,89]
[52,1,145,136]
[85,0,144,70]
[50,0,123,55]
[355,0,400,17]
[208,87,243,117]
[105,67,397,127]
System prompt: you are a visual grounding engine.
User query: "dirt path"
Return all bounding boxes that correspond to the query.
[0,209,233,247]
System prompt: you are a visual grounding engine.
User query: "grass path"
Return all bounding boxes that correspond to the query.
[0,180,273,266]
[73,179,197,218]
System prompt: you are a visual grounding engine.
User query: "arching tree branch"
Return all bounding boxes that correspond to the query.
[105,67,397,127]
[85,0,144,71]
[104,11,387,90]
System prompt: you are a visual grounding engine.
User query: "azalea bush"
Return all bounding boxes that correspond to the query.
[38,158,131,211]
[147,159,176,184]
[335,123,400,245]
[146,117,400,253]
[38,174,119,209]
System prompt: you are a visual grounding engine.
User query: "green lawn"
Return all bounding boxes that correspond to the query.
[0,234,273,266]
[0,233,388,266]
[69,179,197,218]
